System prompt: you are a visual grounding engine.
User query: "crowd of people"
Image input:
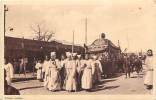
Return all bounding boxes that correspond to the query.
[35,52,103,92]
[4,49,154,94]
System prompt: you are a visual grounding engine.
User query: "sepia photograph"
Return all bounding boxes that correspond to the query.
[3,0,156,96]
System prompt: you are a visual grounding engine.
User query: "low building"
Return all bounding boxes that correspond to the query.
[5,36,85,59]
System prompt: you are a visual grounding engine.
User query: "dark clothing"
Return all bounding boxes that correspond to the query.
[4,70,20,95]
[13,61,19,74]
[134,59,143,74]
[4,85,20,95]
[77,70,83,90]
[123,58,131,78]
[59,66,66,89]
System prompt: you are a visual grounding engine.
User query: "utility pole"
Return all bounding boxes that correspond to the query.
[84,17,88,54]
[118,40,120,47]
[4,5,8,57]
[72,30,75,55]
[126,33,130,51]
[85,17,87,45]
[4,5,8,37]
[118,40,121,53]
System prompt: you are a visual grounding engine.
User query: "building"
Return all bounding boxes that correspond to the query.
[5,36,85,59]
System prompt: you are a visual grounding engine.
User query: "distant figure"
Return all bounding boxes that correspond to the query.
[43,55,50,88]
[123,55,131,78]
[35,59,43,81]
[12,58,19,74]
[144,49,154,90]
[4,70,20,95]
[4,58,14,85]
[19,57,28,77]
[134,57,142,77]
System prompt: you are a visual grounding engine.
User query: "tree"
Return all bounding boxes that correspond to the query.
[31,23,55,42]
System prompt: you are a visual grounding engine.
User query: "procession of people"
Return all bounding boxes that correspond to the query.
[33,49,154,92]
[34,51,103,92]
[4,48,154,94]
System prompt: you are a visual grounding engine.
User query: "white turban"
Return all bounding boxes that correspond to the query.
[51,52,56,56]
[72,53,77,57]
[66,52,71,57]
[92,55,97,59]
[77,55,81,58]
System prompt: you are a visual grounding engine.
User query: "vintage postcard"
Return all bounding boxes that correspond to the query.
[1,0,156,100]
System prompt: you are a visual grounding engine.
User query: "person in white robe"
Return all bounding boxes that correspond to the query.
[81,54,94,91]
[144,49,154,90]
[4,58,14,85]
[35,59,43,81]
[91,55,103,85]
[64,52,77,92]
[47,52,61,91]
[43,56,50,87]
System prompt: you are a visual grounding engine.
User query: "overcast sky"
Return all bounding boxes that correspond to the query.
[5,0,156,52]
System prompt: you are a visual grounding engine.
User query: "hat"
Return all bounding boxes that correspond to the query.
[66,52,71,57]
[77,55,81,58]
[72,53,77,57]
[92,55,97,59]
[51,52,56,56]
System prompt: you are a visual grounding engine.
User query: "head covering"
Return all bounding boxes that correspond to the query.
[72,53,77,57]
[51,52,56,56]
[77,55,81,58]
[92,55,97,59]
[66,52,71,57]
[101,33,106,39]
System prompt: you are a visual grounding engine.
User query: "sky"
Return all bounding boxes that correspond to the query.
[4,0,156,52]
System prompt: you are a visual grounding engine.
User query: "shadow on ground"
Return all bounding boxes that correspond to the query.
[19,86,44,91]
[91,85,120,92]
[12,77,36,83]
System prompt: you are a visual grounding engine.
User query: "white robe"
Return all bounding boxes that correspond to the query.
[43,60,50,87]
[35,63,43,80]
[81,59,94,89]
[144,56,154,85]
[65,59,77,91]
[4,63,14,85]
[47,59,61,91]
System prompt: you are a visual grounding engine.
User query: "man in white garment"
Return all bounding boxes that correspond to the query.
[4,58,14,85]
[35,59,43,81]
[43,55,50,87]
[47,52,61,91]
[64,52,77,92]
[144,49,154,90]
[81,54,94,92]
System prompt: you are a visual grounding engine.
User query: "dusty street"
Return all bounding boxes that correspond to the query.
[11,69,152,95]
